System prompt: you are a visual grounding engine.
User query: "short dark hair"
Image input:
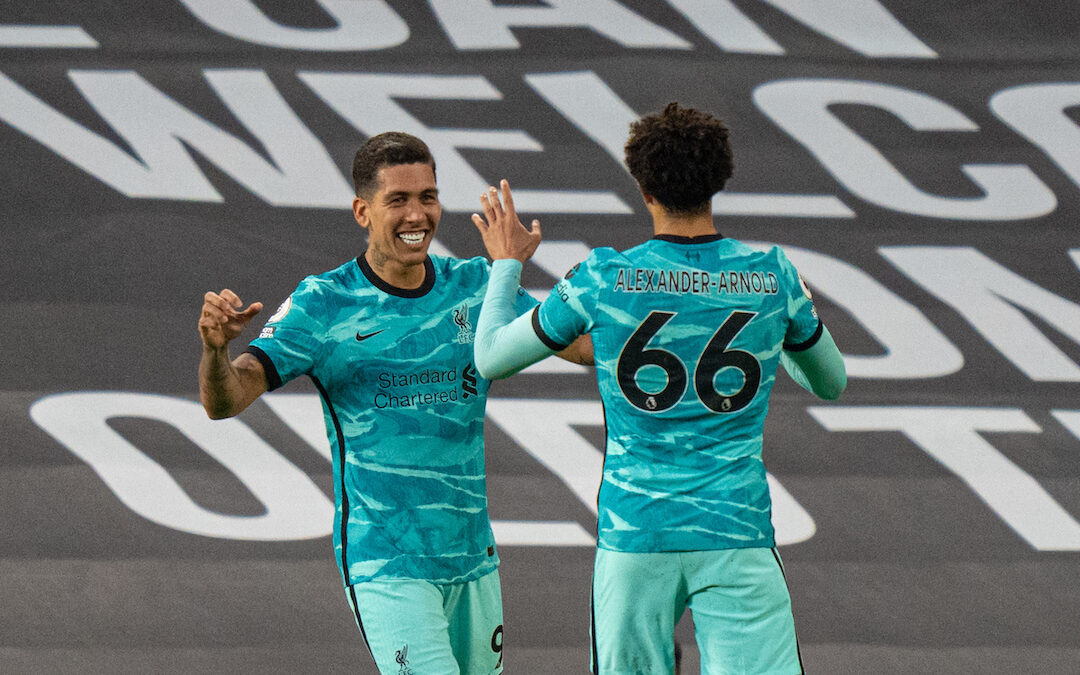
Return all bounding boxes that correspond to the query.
[352,132,436,198]
[623,102,733,215]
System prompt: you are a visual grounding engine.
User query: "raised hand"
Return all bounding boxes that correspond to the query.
[471,179,541,263]
[198,289,263,350]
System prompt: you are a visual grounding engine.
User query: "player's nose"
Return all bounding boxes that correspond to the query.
[403,198,425,222]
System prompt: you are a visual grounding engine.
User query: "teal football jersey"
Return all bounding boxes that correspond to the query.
[247,254,536,585]
[535,235,821,552]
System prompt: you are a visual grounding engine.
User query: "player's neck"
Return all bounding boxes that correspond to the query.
[650,211,716,239]
[645,195,716,238]
[364,249,428,290]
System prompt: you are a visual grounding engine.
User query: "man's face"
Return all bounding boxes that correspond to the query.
[353,162,441,270]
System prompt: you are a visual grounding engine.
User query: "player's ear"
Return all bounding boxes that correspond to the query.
[352,196,370,229]
[639,190,667,219]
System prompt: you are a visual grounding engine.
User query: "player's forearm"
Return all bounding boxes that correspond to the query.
[782,325,847,400]
[555,334,594,366]
[199,346,259,418]
[475,259,555,379]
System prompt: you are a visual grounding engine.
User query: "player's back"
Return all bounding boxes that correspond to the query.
[549,234,820,552]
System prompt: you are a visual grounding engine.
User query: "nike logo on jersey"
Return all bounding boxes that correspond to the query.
[356,330,384,342]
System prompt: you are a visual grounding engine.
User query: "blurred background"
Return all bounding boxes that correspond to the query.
[2,1,1079,672]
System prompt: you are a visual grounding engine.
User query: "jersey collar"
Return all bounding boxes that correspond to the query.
[356,255,436,298]
[653,233,725,244]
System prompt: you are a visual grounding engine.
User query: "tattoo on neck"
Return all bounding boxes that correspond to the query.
[369,247,390,269]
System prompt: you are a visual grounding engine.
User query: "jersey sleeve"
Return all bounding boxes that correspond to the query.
[776,247,823,352]
[512,280,540,315]
[472,255,537,318]
[473,259,554,380]
[245,279,325,390]
[534,251,603,349]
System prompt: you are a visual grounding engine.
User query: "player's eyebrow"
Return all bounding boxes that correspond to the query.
[383,187,439,201]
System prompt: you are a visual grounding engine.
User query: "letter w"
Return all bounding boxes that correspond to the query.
[0,69,351,207]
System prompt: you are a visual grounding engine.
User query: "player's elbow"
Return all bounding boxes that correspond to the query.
[201,395,239,420]
[816,381,845,401]
[474,354,509,381]
[475,361,494,381]
[473,334,516,380]
[203,404,235,420]
[815,370,847,401]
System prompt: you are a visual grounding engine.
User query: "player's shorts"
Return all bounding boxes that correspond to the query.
[591,547,803,675]
[346,568,504,675]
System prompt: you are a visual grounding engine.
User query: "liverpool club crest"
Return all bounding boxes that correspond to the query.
[453,303,474,344]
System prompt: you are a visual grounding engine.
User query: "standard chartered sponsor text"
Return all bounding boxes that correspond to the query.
[376,368,459,409]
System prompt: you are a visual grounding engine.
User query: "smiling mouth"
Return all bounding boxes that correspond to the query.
[398,231,426,246]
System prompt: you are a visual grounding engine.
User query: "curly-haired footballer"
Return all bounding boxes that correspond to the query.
[471,102,846,674]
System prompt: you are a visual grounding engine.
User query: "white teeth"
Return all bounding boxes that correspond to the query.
[399,232,425,245]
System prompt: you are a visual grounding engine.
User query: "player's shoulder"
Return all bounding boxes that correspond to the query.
[549,246,617,288]
[431,253,490,278]
[261,261,349,328]
[573,245,622,272]
[589,245,623,262]
[720,241,806,299]
[719,238,796,268]
[283,258,380,320]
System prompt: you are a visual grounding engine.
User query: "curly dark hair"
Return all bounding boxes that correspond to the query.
[624,102,733,215]
[352,131,436,198]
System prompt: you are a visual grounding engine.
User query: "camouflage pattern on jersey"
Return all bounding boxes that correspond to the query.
[537,236,820,552]
[249,254,536,585]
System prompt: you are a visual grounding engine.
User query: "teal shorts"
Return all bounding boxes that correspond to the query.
[592,547,803,675]
[346,569,504,674]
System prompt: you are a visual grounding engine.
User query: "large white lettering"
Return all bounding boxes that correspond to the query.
[666,0,784,54]
[668,0,935,57]
[27,391,1080,550]
[29,392,333,540]
[428,0,689,50]
[749,243,963,378]
[0,24,97,48]
[1051,410,1080,452]
[4,68,1078,219]
[299,71,630,214]
[880,247,1080,381]
[169,0,937,57]
[808,406,1080,550]
[0,69,351,206]
[753,79,1057,220]
[177,0,408,50]
[991,83,1080,194]
[526,70,855,218]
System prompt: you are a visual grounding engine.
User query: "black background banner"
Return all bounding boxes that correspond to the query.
[2,2,1079,673]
